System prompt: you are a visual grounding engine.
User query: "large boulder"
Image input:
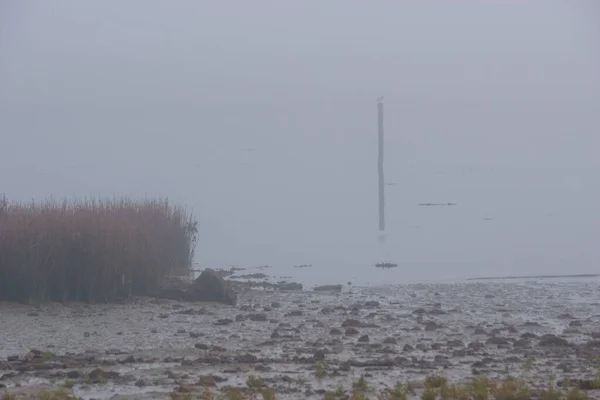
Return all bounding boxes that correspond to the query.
[187,268,237,305]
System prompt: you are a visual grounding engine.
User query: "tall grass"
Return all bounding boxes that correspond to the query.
[0,194,198,304]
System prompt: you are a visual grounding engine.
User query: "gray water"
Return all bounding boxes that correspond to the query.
[193,162,599,285]
[2,2,599,286]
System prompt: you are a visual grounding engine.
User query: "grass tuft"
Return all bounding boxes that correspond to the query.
[315,361,326,382]
[246,375,265,389]
[425,375,448,389]
[261,387,276,400]
[352,375,368,391]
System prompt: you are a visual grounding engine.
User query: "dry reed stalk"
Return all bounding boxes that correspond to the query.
[0,196,197,304]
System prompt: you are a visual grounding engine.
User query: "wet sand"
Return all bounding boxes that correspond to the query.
[1,278,600,399]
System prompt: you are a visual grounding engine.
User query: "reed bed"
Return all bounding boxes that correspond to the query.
[0,194,198,304]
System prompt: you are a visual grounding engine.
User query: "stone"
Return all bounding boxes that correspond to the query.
[278,282,303,291]
[474,327,488,335]
[345,327,359,335]
[287,310,303,317]
[486,336,510,346]
[538,334,569,347]
[314,285,343,292]
[249,313,268,322]
[66,370,82,379]
[514,339,531,348]
[342,319,362,328]
[187,268,237,305]
[87,368,119,383]
[416,343,429,351]
[521,332,537,339]
[425,321,440,331]
[468,341,485,351]
[198,375,217,386]
[235,354,257,363]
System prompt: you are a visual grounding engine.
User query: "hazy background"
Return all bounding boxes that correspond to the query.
[1,1,599,285]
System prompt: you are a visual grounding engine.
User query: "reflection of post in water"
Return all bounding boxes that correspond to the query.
[377,96,385,243]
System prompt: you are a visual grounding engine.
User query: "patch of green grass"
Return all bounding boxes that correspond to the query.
[425,375,448,389]
[421,388,437,400]
[42,351,56,361]
[171,394,193,400]
[351,390,366,400]
[246,375,264,389]
[62,379,75,389]
[315,361,326,382]
[469,375,492,400]
[439,383,470,400]
[13,371,600,400]
[213,389,246,400]
[567,387,590,400]
[261,387,276,400]
[37,388,82,400]
[490,377,531,400]
[200,388,213,400]
[352,375,368,391]
[322,392,337,400]
[539,383,563,400]
[522,357,535,372]
[379,380,409,400]
[224,389,245,400]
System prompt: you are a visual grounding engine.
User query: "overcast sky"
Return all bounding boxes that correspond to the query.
[1,1,599,283]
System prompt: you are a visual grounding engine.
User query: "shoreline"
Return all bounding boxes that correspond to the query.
[465,273,600,281]
[1,278,600,399]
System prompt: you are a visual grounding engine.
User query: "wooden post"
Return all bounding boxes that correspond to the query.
[377,97,385,240]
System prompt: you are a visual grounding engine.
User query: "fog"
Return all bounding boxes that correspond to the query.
[1,1,599,284]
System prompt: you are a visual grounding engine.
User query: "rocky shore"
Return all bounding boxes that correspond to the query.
[1,277,600,399]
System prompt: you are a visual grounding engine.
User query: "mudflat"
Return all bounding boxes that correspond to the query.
[1,278,599,399]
